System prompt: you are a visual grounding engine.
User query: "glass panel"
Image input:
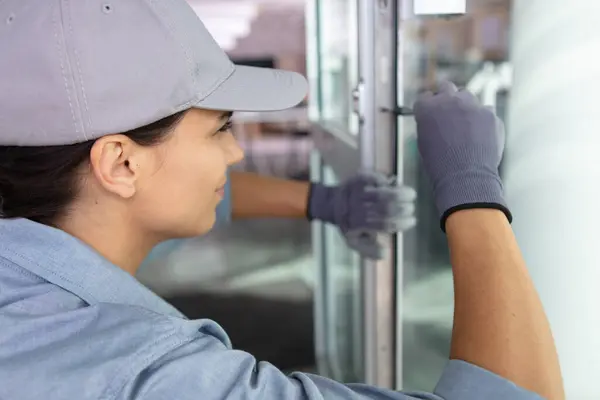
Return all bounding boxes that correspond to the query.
[396,0,512,391]
[317,0,359,134]
[305,0,321,122]
[321,164,363,383]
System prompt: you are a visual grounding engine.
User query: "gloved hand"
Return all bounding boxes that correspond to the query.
[307,171,417,260]
[413,81,512,231]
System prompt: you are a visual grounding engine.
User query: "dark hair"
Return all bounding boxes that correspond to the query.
[0,111,187,226]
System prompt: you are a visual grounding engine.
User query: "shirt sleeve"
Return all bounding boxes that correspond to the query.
[117,332,544,400]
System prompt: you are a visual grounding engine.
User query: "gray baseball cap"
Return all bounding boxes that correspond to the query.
[0,0,308,146]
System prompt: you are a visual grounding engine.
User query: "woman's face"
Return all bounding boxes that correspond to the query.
[129,108,243,238]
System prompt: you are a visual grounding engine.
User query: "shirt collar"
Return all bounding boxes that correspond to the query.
[0,218,185,318]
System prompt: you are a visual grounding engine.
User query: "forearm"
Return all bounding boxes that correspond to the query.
[230,171,310,220]
[446,209,564,400]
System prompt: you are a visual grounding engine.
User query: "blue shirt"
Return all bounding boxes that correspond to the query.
[0,218,542,400]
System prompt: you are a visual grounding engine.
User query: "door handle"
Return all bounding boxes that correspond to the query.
[380,106,414,116]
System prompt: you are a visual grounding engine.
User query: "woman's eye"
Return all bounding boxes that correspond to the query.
[215,121,233,135]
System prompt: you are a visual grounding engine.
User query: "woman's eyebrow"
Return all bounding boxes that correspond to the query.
[219,111,233,121]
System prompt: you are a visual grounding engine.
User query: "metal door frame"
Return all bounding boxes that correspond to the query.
[308,0,401,389]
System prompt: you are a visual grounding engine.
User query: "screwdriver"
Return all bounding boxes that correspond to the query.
[380,106,414,116]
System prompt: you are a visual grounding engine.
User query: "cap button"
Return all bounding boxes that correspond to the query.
[102,3,113,14]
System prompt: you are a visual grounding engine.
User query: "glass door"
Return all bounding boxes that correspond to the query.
[307,0,363,383]
[307,0,398,388]
[394,0,510,391]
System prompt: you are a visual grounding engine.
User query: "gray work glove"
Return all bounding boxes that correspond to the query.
[307,171,417,260]
[414,81,512,231]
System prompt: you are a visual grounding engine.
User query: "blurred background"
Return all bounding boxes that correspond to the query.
[135,0,600,398]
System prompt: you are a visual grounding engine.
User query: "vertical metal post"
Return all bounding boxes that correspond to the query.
[306,0,330,378]
[357,0,378,386]
[393,0,405,389]
[357,0,376,171]
[357,0,395,389]
[310,151,330,378]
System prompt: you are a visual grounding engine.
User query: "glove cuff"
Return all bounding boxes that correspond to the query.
[306,182,336,223]
[440,202,512,232]
[435,173,512,232]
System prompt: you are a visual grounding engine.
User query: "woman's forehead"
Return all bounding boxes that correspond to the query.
[184,109,232,125]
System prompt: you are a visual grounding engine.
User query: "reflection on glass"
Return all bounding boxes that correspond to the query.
[396,1,511,391]
[322,165,363,383]
[414,0,466,15]
[317,0,359,134]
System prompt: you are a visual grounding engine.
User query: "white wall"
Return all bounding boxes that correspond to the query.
[505,1,600,398]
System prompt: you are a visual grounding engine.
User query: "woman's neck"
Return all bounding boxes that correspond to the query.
[55,208,157,275]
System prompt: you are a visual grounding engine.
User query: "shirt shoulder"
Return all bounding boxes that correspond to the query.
[0,259,217,400]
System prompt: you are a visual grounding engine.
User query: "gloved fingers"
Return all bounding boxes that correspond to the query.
[360,186,417,229]
[345,230,383,260]
[364,185,417,203]
[414,91,434,116]
[435,80,459,95]
[496,116,506,157]
[361,187,417,222]
[477,105,506,157]
[363,200,415,221]
[352,170,393,188]
[394,216,417,231]
[415,81,458,116]
[364,216,417,233]
[456,88,479,105]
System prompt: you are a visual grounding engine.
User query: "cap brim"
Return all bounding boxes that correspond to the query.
[193,65,308,112]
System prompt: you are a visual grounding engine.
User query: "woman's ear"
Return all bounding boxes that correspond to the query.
[89,135,138,199]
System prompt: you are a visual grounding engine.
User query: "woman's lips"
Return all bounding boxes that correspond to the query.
[216,187,225,197]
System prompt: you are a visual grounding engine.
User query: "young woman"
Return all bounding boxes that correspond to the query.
[0,1,562,399]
